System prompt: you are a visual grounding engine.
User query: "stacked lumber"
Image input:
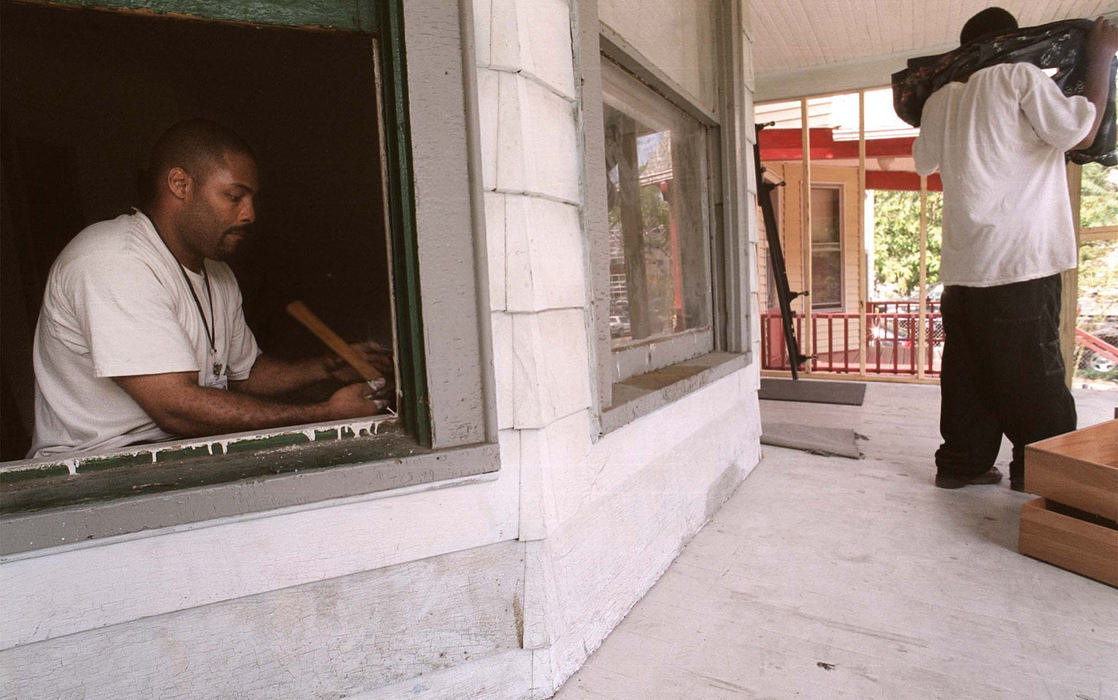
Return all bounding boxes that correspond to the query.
[1019,419,1118,587]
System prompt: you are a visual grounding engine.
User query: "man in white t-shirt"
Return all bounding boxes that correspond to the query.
[30,119,391,457]
[912,9,1118,490]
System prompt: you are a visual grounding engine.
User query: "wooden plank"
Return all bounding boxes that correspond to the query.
[1019,497,1118,588]
[1062,163,1082,387]
[1081,225,1118,242]
[287,301,384,382]
[1025,420,1118,521]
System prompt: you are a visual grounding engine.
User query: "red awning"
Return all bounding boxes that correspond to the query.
[758,127,917,160]
[759,128,941,191]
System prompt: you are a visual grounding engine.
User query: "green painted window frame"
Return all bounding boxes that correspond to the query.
[3,0,428,444]
[1,0,500,553]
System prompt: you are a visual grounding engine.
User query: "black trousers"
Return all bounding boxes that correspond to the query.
[935,274,1077,480]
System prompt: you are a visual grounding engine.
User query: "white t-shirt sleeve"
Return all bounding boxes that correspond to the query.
[912,97,942,176]
[1014,63,1095,151]
[225,293,261,381]
[66,253,198,378]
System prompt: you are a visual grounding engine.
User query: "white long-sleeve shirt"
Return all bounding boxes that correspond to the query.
[912,62,1095,287]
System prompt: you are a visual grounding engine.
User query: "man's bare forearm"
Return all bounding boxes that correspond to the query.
[147,385,337,436]
[114,372,380,438]
[233,354,330,398]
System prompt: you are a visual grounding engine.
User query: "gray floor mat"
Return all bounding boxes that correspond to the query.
[759,378,866,405]
[760,421,864,459]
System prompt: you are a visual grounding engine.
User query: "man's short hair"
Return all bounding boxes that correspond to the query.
[141,118,255,205]
[960,7,1018,45]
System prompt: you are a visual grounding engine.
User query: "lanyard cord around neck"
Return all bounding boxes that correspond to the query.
[178,263,216,356]
[148,217,217,355]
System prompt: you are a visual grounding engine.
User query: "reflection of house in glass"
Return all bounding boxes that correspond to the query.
[608,130,676,344]
[604,85,711,348]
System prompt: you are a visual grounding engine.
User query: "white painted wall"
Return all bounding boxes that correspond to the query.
[0,1,761,697]
[475,0,763,693]
[598,0,719,114]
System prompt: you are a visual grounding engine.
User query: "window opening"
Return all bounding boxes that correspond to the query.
[0,3,402,463]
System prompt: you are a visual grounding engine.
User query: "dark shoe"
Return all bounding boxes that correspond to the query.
[1010,477,1027,493]
[935,467,1003,489]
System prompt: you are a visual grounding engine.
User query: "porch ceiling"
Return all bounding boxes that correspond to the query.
[750,0,1118,102]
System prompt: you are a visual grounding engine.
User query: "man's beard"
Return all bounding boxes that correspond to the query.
[213,226,250,260]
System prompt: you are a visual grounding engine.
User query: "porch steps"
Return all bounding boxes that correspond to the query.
[1019,418,1118,588]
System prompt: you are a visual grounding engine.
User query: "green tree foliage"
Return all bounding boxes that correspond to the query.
[872,190,942,297]
[873,162,1116,309]
[1079,163,1118,317]
[1080,163,1118,229]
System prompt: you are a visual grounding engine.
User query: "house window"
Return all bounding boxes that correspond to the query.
[0,0,497,554]
[600,56,714,379]
[0,3,399,462]
[575,1,751,429]
[602,58,711,347]
[810,185,843,309]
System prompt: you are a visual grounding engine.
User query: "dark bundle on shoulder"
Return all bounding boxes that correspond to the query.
[892,19,1117,166]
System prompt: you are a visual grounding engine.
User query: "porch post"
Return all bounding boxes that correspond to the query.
[857,90,867,377]
[800,98,813,372]
[1062,162,1082,387]
[917,176,928,380]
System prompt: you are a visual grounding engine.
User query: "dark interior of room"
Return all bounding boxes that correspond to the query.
[0,2,393,460]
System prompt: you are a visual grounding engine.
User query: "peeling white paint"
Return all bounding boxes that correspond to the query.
[4,415,400,479]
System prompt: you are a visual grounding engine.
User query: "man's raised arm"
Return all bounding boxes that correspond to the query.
[1074,16,1118,150]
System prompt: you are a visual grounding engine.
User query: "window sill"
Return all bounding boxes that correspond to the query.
[0,421,500,556]
[600,351,750,435]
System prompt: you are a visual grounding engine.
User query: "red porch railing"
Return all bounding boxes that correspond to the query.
[762,304,1118,380]
[1075,327,1118,370]
[761,301,944,377]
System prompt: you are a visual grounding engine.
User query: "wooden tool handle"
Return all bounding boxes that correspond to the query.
[285,300,383,383]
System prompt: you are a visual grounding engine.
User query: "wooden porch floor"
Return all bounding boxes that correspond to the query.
[556,382,1118,698]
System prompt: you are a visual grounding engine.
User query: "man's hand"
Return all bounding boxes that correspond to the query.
[325,381,391,418]
[1075,16,1118,150]
[321,341,394,384]
[233,343,394,399]
[1087,16,1118,57]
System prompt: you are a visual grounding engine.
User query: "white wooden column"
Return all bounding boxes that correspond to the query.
[917,176,928,381]
[1062,162,1082,387]
[800,98,813,371]
[857,90,867,377]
